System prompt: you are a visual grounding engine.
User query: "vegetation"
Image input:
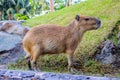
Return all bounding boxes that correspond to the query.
[0,0,30,20]
[0,0,81,20]
[9,0,120,77]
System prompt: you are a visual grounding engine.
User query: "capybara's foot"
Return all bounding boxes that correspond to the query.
[33,68,42,72]
[68,66,78,74]
[69,68,78,74]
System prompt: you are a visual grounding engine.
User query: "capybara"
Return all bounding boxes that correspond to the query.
[23,14,101,72]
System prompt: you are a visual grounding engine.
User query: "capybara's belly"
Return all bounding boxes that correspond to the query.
[42,38,66,54]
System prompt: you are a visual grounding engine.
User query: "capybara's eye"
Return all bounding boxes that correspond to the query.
[84,18,89,21]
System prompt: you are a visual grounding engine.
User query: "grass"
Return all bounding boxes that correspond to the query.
[9,0,120,77]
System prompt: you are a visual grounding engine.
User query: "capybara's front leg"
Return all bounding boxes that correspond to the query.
[66,50,77,74]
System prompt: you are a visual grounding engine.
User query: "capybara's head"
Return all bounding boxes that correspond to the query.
[75,15,101,31]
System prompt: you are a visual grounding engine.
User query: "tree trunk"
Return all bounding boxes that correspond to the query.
[0,11,2,20]
[66,0,72,6]
[50,0,54,12]
[69,0,72,6]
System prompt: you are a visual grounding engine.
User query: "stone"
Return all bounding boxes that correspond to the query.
[0,65,8,69]
[0,70,119,80]
[111,45,120,68]
[0,70,7,77]
[0,20,30,65]
[0,32,22,52]
[19,71,35,78]
[6,77,14,80]
[0,77,4,80]
[95,39,120,68]
[33,75,44,80]
[0,20,30,36]
[95,40,116,64]
[0,38,25,64]
[13,77,22,80]
[5,70,19,77]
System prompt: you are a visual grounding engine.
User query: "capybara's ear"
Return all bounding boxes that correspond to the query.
[75,15,80,21]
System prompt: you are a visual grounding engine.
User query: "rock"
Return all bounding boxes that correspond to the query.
[0,65,8,69]
[95,40,116,64]
[95,40,120,68]
[19,71,35,78]
[112,45,120,68]
[0,20,30,36]
[0,20,29,65]
[0,43,25,64]
[0,32,22,52]
[0,70,119,80]
[0,70,7,77]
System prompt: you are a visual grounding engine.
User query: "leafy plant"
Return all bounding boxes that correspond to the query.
[0,0,30,20]
[14,13,29,20]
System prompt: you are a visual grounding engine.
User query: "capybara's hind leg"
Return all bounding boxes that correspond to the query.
[24,48,33,70]
[25,56,33,70]
[31,45,41,71]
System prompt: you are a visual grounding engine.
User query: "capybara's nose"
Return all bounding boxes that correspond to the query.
[95,18,101,24]
[98,20,101,25]
[95,18,101,28]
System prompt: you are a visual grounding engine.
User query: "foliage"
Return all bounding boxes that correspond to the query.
[0,0,51,20]
[54,0,66,10]
[0,0,31,20]
[0,0,83,20]
[29,0,49,18]
[14,13,29,20]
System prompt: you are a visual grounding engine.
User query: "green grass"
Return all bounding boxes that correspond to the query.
[9,0,120,76]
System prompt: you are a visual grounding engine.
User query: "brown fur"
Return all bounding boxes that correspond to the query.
[23,15,101,71]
